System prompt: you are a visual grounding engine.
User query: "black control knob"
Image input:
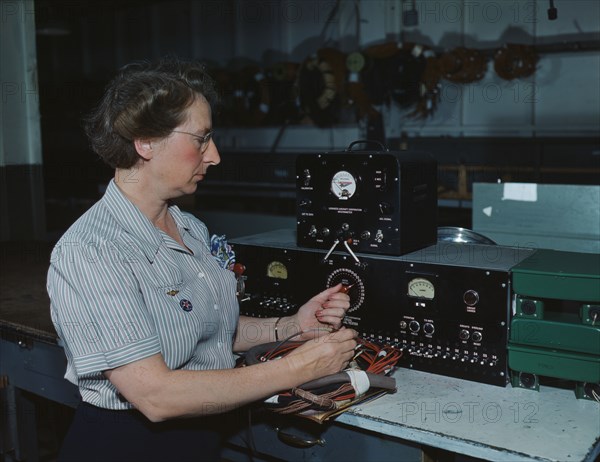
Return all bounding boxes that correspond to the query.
[409,320,420,333]
[459,329,470,340]
[463,290,479,306]
[399,320,408,330]
[423,323,435,335]
[360,230,371,240]
[521,300,537,315]
[472,331,483,342]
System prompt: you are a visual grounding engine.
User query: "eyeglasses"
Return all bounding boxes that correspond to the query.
[172,130,214,152]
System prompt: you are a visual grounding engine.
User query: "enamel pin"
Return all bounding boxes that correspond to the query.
[179,299,193,312]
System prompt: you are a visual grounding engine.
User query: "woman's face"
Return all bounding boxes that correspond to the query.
[147,96,220,199]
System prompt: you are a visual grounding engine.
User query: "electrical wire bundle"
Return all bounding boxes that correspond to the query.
[494,44,539,81]
[439,47,488,84]
[296,48,346,128]
[242,334,401,416]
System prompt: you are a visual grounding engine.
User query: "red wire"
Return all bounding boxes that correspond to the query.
[255,338,402,412]
[260,338,402,388]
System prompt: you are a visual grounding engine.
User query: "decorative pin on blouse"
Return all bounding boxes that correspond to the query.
[166,289,179,296]
[210,234,236,270]
[179,299,193,312]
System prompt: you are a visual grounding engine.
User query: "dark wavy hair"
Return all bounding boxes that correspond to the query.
[84,57,219,169]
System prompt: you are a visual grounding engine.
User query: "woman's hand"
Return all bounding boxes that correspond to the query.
[284,327,359,380]
[281,283,351,341]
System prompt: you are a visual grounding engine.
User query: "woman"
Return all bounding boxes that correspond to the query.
[47,58,357,461]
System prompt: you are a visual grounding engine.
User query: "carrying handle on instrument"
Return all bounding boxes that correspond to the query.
[345,139,389,152]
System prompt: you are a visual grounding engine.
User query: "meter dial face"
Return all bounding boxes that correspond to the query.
[330,170,357,200]
[266,261,288,279]
[407,277,435,300]
[326,268,365,313]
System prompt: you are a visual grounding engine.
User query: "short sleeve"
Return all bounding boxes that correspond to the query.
[47,234,161,377]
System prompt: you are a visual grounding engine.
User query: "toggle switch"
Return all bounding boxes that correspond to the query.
[378,202,393,215]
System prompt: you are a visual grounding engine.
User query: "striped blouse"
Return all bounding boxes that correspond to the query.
[47,179,239,410]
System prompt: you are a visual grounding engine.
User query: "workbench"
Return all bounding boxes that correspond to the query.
[1,243,598,462]
[223,366,600,462]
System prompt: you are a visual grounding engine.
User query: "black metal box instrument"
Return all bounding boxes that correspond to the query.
[231,230,535,386]
[296,143,437,256]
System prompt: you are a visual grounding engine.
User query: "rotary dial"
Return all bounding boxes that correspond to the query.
[326,268,365,313]
[331,170,357,200]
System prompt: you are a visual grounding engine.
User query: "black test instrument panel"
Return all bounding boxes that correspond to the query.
[231,230,536,387]
[296,143,437,256]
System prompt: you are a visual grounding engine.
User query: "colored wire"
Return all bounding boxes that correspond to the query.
[242,335,402,414]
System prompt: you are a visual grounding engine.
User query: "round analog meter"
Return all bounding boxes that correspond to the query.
[326,268,365,313]
[331,170,357,200]
[266,261,288,279]
[407,277,435,300]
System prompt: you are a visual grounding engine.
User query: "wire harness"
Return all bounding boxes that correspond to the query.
[241,332,402,415]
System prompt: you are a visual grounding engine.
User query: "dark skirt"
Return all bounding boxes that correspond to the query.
[58,402,228,462]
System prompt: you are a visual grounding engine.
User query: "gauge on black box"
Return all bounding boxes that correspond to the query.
[267,261,288,279]
[330,170,357,200]
[407,277,435,300]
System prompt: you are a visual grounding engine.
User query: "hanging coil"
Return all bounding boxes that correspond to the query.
[494,44,539,81]
[439,47,488,84]
[361,42,427,108]
[265,62,301,125]
[296,48,347,127]
[409,53,443,119]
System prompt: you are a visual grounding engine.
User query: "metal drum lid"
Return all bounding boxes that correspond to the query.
[437,227,497,245]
